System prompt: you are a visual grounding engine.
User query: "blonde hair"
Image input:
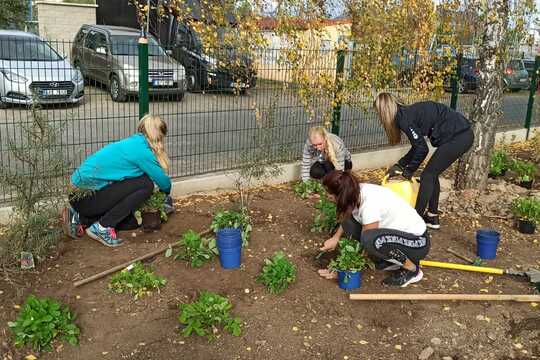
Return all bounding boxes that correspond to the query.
[137,114,169,171]
[309,126,337,166]
[374,92,402,145]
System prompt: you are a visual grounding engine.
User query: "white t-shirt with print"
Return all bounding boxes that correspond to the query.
[351,184,426,236]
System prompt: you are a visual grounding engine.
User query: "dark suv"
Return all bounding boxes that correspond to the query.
[71,25,186,102]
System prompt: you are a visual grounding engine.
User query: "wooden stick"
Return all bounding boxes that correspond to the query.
[349,293,540,302]
[73,229,212,288]
[446,248,474,264]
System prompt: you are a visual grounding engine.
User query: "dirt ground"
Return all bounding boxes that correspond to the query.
[1,170,539,360]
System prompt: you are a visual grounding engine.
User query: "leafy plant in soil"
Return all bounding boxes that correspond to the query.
[489,149,510,176]
[8,295,80,352]
[511,197,540,225]
[311,195,338,233]
[328,238,374,282]
[210,209,252,247]
[178,292,242,341]
[108,262,166,300]
[256,251,297,294]
[511,159,536,182]
[293,179,324,199]
[139,191,168,220]
[166,229,218,268]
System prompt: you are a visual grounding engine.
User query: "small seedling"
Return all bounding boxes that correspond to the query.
[511,197,540,225]
[139,191,168,221]
[8,295,80,352]
[210,209,252,247]
[166,230,218,268]
[257,251,297,294]
[328,238,374,283]
[511,159,536,183]
[178,291,242,341]
[108,262,166,299]
[293,179,324,199]
[311,195,338,234]
[489,149,510,176]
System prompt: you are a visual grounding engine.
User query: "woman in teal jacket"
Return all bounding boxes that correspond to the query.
[63,114,171,247]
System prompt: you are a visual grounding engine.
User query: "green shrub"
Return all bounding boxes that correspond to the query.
[166,230,218,267]
[328,238,374,282]
[178,292,242,341]
[256,251,297,294]
[108,262,166,299]
[311,195,338,233]
[511,197,540,225]
[511,159,536,182]
[489,149,510,176]
[293,179,324,199]
[8,295,80,352]
[210,209,252,246]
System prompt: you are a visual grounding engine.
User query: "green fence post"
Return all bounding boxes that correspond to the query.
[138,36,149,119]
[450,53,462,110]
[524,55,540,140]
[331,49,345,135]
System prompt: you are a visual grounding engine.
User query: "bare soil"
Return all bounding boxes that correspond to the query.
[1,171,539,360]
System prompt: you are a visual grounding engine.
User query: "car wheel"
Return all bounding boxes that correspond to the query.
[187,73,200,92]
[110,75,127,102]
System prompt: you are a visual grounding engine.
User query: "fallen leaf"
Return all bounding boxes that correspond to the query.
[359,340,369,345]
[484,276,494,284]
[395,345,402,350]
[479,289,489,293]
[292,326,299,332]
[25,355,38,360]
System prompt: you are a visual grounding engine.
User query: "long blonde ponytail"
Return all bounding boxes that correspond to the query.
[374,92,402,145]
[309,126,337,166]
[137,114,170,171]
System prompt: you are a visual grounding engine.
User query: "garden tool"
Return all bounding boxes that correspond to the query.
[419,260,540,286]
[381,175,419,207]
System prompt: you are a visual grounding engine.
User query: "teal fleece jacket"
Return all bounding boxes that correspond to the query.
[71,133,171,193]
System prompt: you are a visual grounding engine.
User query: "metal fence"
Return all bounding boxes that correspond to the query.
[0,37,538,204]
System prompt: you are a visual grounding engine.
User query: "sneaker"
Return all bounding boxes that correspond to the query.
[86,223,123,247]
[374,259,401,271]
[62,207,84,239]
[423,214,440,229]
[382,268,424,288]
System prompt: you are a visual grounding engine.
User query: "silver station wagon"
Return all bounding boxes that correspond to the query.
[0,30,84,108]
[71,25,186,102]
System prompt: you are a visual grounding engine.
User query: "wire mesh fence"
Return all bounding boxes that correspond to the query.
[0,34,538,204]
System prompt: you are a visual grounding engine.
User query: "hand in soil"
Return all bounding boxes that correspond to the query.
[320,236,339,252]
[317,268,337,279]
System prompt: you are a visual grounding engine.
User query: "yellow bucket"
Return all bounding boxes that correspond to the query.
[381,175,419,208]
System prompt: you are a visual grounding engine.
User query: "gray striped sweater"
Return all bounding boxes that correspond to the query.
[301,133,352,181]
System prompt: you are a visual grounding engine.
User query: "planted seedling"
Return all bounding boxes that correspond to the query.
[256,251,297,294]
[293,179,325,199]
[511,196,540,233]
[328,238,374,283]
[489,149,510,177]
[210,209,252,247]
[139,191,168,230]
[8,295,80,352]
[166,229,218,268]
[511,159,536,184]
[311,195,338,234]
[108,262,166,300]
[178,291,242,341]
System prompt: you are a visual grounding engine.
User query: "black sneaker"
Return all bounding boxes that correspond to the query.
[423,214,440,229]
[374,259,401,271]
[382,268,424,287]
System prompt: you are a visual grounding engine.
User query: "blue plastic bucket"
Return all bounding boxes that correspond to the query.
[216,228,242,249]
[476,229,500,260]
[218,246,242,269]
[337,270,362,290]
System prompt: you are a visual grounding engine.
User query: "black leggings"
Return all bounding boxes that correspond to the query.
[342,218,430,265]
[310,159,352,179]
[69,175,154,230]
[416,129,474,215]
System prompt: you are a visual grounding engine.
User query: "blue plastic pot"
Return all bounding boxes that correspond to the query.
[476,229,501,260]
[337,270,362,290]
[216,227,242,269]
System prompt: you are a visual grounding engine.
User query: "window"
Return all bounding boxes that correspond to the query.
[0,36,62,61]
[74,28,88,45]
[84,31,97,50]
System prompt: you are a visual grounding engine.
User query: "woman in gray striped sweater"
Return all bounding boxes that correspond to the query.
[301,126,352,181]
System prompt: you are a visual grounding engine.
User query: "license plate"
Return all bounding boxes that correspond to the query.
[520,78,527,82]
[230,82,247,88]
[42,89,67,96]
[152,80,173,87]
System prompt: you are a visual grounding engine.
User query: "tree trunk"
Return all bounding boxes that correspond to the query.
[454,0,509,191]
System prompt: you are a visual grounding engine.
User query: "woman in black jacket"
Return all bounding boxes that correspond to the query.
[374,92,474,229]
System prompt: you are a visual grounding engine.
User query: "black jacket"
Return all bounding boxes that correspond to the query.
[396,101,471,175]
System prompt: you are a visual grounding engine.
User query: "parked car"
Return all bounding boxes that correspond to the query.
[503,59,530,92]
[442,57,480,93]
[523,59,536,78]
[0,30,84,108]
[71,25,186,102]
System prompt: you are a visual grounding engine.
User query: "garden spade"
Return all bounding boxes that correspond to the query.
[419,260,540,286]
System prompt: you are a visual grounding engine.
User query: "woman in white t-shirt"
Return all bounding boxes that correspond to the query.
[319,171,430,287]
